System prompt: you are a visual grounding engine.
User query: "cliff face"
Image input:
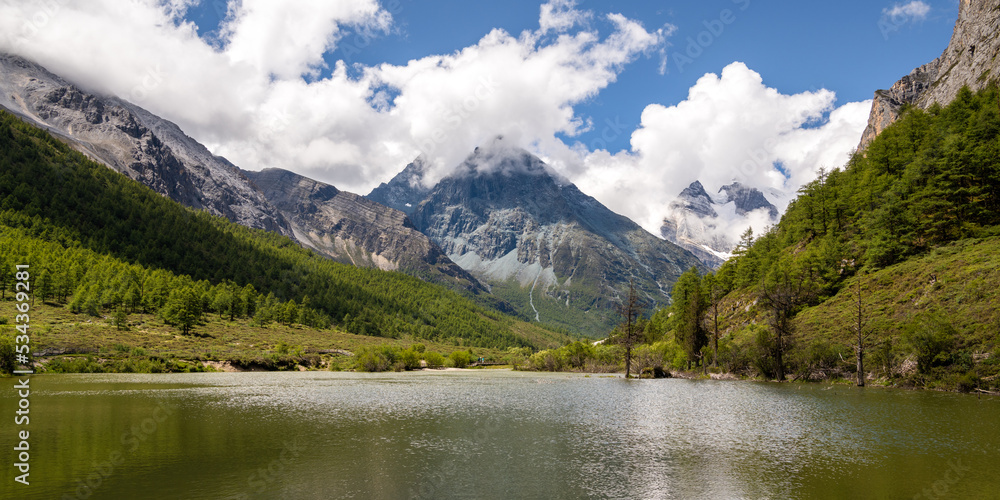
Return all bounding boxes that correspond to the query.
[367,157,431,216]
[860,0,1000,149]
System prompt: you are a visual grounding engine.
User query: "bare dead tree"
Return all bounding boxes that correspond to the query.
[616,279,644,379]
[850,273,873,387]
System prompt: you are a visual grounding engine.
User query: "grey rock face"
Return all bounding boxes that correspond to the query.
[720,182,779,219]
[367,157,431,216]
[860,0,1000,149]
[244,168,484,292]
[675,181,718,219]
[377,139,705,334]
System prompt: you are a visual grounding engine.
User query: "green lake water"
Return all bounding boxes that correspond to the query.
[2,370,999,499]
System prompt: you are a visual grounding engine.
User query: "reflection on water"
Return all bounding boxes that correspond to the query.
[3,371,999,499]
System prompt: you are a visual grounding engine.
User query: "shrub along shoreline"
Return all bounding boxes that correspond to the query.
[6,340,999,396]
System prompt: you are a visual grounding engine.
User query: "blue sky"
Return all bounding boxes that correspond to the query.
[0,0,961,238]
[183,0,957,152]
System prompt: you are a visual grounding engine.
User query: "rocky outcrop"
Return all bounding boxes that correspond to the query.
[673,181,718,218]
[720,182,779,219]
[244,168,484,292]
[859,0,1000,149]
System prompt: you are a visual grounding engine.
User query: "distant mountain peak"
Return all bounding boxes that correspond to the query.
[660,180,779,268]
[370,143,705,336]
[681,180,708,197]
[367,157,433,215]
[370,138,558,215]
[671,180,718,219]
[458,137,550,179]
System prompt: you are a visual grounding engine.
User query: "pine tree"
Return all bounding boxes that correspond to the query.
[242,284,257,319]
[212,284,233,320]
[850,273,873,387]
[0,259,10,300]
[758,261,815,381]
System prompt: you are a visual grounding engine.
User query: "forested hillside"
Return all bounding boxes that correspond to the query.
[728,85,1000,285]
[0,110,568,360]
[652,84,1000,391]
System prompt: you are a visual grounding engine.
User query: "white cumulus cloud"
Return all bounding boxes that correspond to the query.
[0,1,870,249]
[0,0,669,194]
[546,63,871,240]
[220,0,391,80]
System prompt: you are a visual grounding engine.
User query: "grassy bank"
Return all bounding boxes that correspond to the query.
[0,299,530,374]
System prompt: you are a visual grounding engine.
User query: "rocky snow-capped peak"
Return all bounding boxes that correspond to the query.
[660,180,779,268]
[370,140,706,336]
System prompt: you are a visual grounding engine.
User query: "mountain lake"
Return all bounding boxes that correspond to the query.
[3,370,999,499]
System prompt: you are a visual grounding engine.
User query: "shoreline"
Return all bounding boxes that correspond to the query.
[10,358,999,397]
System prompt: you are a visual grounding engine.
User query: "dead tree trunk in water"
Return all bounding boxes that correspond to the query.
[617,280,644,379]
[851,274,871,387]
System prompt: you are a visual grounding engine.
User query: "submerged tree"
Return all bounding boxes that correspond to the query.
[616,279,644,379]
[850,273,873,387]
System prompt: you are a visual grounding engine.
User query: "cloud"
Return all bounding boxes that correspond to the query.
[883,1,931,23]
[370,12,668,186]
[0,0,666,195]
[547,63,871,240]
[539,0,592,34]
[0,2,869,249]
[220,0,392,80]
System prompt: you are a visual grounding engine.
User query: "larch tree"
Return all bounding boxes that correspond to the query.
[758,262,815,382]
[673,267,707,370]
[703,273,723,367]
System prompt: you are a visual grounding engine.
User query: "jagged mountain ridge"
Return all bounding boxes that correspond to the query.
[660,180,779,269]
[859,0,1000,148]
[366,156,432,216]
[370,139,706,336]
[720,182,779,219]
[243,168,484,292]
[0,52,288,234]
[0,52,480,291]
